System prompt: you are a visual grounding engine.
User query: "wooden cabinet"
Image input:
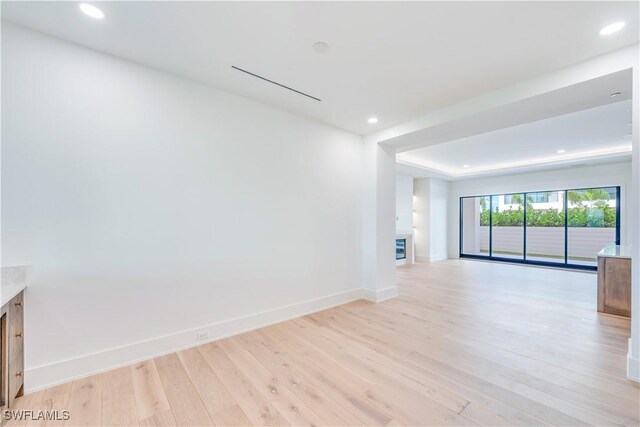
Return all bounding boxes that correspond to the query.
[7,292,23,324]
[1,290,25,409]
[597,256,631,318]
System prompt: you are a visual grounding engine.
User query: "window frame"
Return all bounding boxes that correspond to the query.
[459,186,620,271]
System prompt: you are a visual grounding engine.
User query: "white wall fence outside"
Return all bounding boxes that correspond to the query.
[478,226,616,260]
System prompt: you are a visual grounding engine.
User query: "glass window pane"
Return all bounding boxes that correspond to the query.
[567,187,617,267]
[491,193,524,259]
[461,196,490,256]
[525,191,565,263]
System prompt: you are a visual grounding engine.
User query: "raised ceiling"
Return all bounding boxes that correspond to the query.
[397,99,633,179]
[2,1,639,135]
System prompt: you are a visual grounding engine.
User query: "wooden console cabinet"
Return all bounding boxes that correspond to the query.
[597,245,631,318]
[1,290,25,410]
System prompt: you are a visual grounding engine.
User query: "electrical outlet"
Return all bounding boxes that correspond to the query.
[196,332,209,341]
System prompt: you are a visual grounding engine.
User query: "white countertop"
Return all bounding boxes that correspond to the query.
[2,282,26,307]
[597,244,632,259]
[2,266,27,306]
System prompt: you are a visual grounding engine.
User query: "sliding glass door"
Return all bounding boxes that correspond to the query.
[491,193,524,260]
[460,196,490,257]
[567,188,619,267]
[460,186,620,270]
[525,191,565,264]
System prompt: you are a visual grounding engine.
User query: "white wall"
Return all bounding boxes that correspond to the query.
[629,59,639,382]
[1,23,366,390]
[447,162,633,259]
[414,177,449,261]
[361,139,397,302]
[413,178,430,260]
[395,174,413,233]
[428,178,448,261]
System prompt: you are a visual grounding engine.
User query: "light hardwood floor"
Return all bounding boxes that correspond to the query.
[8,260,639,426]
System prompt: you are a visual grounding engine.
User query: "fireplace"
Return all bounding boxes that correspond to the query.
[396,239,407,260]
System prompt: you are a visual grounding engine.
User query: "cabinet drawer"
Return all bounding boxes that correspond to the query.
[8,291,24,321]
[8,309,24,363]
[8,354,24,405]
[8,312,24,405]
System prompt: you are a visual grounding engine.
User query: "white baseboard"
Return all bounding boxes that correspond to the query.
[628,338,640,382]
[363,286,398,303]
[415,255,448,262]
[25,287,364,393]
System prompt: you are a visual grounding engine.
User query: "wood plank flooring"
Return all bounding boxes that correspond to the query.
[8,260,639,426]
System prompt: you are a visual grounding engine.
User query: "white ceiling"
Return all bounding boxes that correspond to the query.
[2,1,639,135]
[397,99,633,179]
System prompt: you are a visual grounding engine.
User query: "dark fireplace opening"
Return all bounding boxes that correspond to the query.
[396,239,406,260]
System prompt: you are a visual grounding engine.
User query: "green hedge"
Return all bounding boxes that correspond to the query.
[480,206,616,227]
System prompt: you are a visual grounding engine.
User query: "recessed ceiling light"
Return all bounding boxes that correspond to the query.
[462,164,470,168]
[610,92,622,97]
[367,117,378,124]
[557,149,566,154]
[312,41,330,54]
[79,3,105,19]
[599,21,625,36]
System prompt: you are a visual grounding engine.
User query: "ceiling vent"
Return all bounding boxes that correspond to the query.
[231,66,321,102]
